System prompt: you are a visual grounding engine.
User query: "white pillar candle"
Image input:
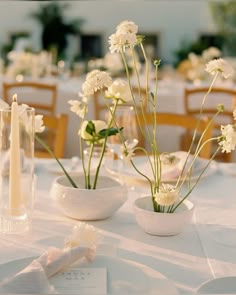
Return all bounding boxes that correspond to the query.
[9,94,21,214]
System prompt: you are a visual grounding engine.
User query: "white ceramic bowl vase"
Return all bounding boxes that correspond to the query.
[134,196,194,236]
[50,174,128,220]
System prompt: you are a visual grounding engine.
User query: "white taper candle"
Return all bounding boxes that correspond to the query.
[9,94,21,214]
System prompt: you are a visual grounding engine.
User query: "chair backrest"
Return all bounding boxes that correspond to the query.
[137,112,214,159]
[184,86,236,161]
[184,86,236,127]
[2,81,57,115]
[35,113,68,158]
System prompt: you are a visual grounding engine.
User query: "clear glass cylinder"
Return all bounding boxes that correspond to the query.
[106,105,139,157]
[0,106,35,234]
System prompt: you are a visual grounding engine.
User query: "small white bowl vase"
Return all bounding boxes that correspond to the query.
[50,174,128,221]
[134,196,194,236]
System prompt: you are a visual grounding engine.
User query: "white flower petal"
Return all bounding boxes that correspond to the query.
[81,70,112,97]
[205,58,234,79]
[35,115,45,133]
[108,33,137,53]
[233,108,236,121]
[219,124,236,153]
[116,20,138,35]
[64,222,101,248]
[121,139,138,165]
[154,184,178,206]
[105,79,133,103]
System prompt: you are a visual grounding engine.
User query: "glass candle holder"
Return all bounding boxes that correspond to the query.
[0,106,35,234]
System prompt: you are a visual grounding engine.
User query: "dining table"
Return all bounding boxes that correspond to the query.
[0,156,235,294]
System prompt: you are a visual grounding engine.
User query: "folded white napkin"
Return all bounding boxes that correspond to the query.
[0,222,100,294]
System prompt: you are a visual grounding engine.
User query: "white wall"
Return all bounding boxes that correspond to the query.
[0,0,216,64]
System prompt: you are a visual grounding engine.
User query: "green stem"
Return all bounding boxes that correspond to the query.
[172,145,220,213]
[92,100,119,189]
[35,134,78,188]
[79,109,88,188]
[176,72,219,186]
[86,143,95,189]
[130,157,158,212]
[152,194,158,212]
[177,136,218,193]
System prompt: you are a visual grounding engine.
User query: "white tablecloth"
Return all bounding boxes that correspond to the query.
[0,158,235,294]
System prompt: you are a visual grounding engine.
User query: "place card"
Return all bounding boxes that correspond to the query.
[51,267,107,294]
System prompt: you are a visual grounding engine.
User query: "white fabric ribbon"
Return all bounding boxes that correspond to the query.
[0,223,99,294]
[0,246,95,294]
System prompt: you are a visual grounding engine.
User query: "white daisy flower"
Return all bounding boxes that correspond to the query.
[64,222,100,248]
[64,223,101,262]
[218,124,236,153]
[116,20,138,34]
[205,58,234,79]
[34,115,45,133]
[108,33,137,53]
[202,47,221,61]
[233,107,236,121]
[105,79,133,103]
[121,139,138,165]
[154,184,179,207]
[68,100,87,118]
[82,70,112,97]
[18,104,44,133]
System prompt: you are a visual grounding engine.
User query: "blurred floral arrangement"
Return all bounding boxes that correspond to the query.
[5,50,52,80]
[176,46,223,83]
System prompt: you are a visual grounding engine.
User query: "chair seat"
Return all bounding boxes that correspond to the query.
[183,86,236,162]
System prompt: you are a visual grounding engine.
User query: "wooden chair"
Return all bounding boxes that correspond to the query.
[137,112,214,159]
[35,113,68,158]
[183,86,236,161]
[2,81,58,115]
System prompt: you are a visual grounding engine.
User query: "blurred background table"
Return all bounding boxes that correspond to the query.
[1,75,236,160]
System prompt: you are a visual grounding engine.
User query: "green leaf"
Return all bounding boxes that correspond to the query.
[98,127,123,138]
[86,121,96,136]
